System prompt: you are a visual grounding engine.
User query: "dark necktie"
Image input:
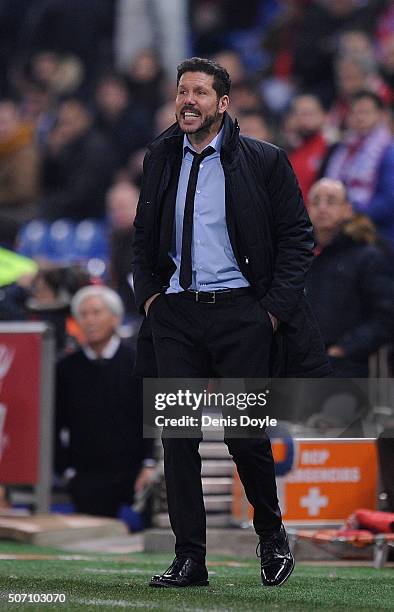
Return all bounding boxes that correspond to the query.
[179,146,215,290]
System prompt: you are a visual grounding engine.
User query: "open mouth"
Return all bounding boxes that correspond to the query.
[182,110,201,120]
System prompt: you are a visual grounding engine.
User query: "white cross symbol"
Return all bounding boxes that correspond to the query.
[300,487,328,516]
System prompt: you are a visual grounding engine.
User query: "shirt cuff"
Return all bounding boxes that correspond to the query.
[142,458,157,468]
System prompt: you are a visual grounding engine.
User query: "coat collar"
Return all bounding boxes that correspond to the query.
[148,112,239,162]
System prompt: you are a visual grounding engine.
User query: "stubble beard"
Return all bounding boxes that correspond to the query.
[179,105,222,143]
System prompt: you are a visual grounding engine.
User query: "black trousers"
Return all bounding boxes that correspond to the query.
[135,291,282,563]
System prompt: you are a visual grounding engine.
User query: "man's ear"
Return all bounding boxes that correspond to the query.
[218,95,229,114]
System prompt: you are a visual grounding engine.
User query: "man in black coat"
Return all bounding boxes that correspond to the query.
[306,178,394,378]
[55,285,155,518]
[39,99,115,221]
[133,57,330,589]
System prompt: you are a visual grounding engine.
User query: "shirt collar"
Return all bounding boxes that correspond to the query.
[83,335,121,361]
[183,126,223,157]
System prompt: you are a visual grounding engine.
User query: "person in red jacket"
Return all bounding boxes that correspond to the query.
[287,94,329,202]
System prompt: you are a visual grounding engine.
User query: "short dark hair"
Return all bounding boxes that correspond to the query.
[177,57,231,98]
[351,90,385,110]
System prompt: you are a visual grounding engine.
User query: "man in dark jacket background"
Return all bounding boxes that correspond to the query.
[133,57,330,589]
[306,177,394,378]
[55,285,155,518]
[39,98,115,221]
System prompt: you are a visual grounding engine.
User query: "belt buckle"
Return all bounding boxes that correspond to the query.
[194,291,216,303]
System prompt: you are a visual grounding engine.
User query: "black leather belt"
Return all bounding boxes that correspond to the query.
[178,288,251,304]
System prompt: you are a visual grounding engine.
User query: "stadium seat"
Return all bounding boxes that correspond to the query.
[17,220,109,277]
[17,220,49,258]
[73,219,108,260]
[45,219,76,262]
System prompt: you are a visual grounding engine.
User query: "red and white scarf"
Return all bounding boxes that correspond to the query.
[325,124,392,206]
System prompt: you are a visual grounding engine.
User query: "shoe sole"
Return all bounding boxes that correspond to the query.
[149,580,209,588]
[262,557,295,587]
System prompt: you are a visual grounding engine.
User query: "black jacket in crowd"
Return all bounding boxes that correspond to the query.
[306,216,394,377]
[133,112,330,377]
[55,342,152,474]
[40,128,115,221]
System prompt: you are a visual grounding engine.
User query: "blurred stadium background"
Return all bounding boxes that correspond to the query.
[0,0,393,580]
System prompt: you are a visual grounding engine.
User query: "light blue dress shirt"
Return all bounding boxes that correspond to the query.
[167,129,250,293]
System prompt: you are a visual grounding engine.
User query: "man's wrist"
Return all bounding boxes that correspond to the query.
[268,311,278,332]
[144,293,161,315]
[142,458,157,468]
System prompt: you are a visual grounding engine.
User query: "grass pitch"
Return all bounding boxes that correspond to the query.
[0,541,393,611]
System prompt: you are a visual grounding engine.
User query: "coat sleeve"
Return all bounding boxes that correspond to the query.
[260,147,315,323]
[54,360,72,476]
[132,151,164,313]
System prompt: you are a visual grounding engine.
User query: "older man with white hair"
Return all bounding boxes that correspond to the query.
[55,285,155,518]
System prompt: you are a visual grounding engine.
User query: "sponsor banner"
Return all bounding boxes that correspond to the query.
[0,334,41,483]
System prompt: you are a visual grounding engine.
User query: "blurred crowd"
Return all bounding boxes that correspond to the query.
[0,0,393,518]
[0,0,393,359]
[0,0,392,365]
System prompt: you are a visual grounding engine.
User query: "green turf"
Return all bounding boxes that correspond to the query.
[0,541,393,611]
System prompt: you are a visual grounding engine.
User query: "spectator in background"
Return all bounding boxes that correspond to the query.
[324,91,394,252]
[0,265,89,355]
[212,50,246,87]
[94,73,152,168]
[293,0,384,106]
[17,0,114,96]
[17,79,57,147]
[338,30,376,67]
[262,1,308,83]
[306,178,394,378]
[287,94,330,200]
[154,100,176,135]
[125,49,166,114]
[106,181,140,326]
[55,285,155,518]
[27,51,85,100]
[229,81,266,117]
[379,34,394,103]
[238,109,273,142]
[328,54,389,137]
[0,100,39,247]
[39,98,115,221]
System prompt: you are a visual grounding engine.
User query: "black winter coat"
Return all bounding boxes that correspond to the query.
[133,113,330,377]
[306,219,394,377]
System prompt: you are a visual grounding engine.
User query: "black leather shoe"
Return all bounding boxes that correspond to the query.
[257,525,295,586]
[149,557,209,588]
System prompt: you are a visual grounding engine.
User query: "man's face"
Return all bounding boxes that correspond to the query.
[292,96,325,139]
[77,296,119,347]
[336,59,365,98]
[175,71,227,135]
[55,102,90,143]
[0,103,20,141]
[107,184,139,229]
[348,98,381,136]
[308,180,352,233]
[240,114,271,141]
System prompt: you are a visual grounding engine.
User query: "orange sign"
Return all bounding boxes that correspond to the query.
[233,438,378,524]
